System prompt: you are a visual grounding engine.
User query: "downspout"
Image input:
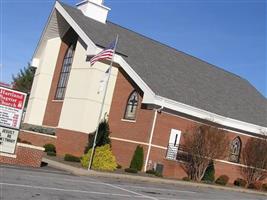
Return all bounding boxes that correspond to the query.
[144,104,164,172]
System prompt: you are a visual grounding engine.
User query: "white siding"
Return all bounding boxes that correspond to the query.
[24,38,61,125]
[58,39,118,133]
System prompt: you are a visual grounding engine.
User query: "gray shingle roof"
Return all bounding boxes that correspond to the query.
[59,2,267,127]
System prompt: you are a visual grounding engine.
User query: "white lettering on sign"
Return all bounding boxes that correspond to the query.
[0,87,26,129]
[0,127,19,154]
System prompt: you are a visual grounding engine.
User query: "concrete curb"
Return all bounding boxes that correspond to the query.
[42,158,267,196]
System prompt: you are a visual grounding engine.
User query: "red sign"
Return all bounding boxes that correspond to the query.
[0,87,26,129]
[0,88,25,109]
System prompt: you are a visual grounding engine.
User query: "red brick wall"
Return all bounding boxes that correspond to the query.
[108,69,154,144]
[0,144,44,168]
[42,41,67,127]
[55,128,88,157]
[19,130,56,147]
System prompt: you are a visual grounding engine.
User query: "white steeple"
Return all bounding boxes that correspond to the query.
[76,0,110,24]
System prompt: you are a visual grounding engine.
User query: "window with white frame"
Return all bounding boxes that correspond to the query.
[124,91,138,120]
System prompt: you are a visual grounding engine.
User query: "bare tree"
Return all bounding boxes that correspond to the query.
[182,124,229,181]
[241,135,267,185]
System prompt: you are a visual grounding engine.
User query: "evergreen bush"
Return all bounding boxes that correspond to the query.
[130,145,144,171]
[202,161,215,182]
[84,120,111,153]
[215,175,229,185]
[81,144,117,171]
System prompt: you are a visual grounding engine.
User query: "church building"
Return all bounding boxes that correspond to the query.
[21,0,267,181]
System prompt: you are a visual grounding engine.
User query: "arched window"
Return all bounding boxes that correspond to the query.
[55,44,75,100]
[229,137,242,163]
[124,91,138,120]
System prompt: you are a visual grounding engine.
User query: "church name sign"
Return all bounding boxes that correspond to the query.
[0,87,26,129]
[0,87,26,154]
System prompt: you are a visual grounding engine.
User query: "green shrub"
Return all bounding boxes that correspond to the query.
[64,154,80,162]
[130,145,144,171]
[84,120,111,153]
[247,182,262,190]
[202,161,215,182]
[47,151,56,156]
[81,144,117,171]
[182,177,191,181]
[234,178,247,187]
[43,144,56,153]
[124,168,138,173]
[215,175,229,185]
[261,183,267,191]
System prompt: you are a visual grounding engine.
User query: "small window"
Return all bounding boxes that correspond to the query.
[229,137,242,163]
[55,44,75,100]
[124,91,138,120]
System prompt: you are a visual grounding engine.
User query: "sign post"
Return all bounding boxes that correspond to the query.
[0,86,27,154]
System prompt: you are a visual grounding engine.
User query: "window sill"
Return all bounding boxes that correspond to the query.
[52,100,64,102]
[121,119,136,123]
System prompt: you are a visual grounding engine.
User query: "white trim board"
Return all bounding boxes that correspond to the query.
[17,143,45,151]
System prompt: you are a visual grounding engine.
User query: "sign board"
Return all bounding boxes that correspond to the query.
[0,87,26,129]
[0,127,19,154]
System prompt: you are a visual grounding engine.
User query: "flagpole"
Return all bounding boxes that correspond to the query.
[88,35,119,170]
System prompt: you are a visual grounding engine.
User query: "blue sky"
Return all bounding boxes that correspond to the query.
[0,0,266,97]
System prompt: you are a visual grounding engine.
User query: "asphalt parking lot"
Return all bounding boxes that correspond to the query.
[0,165,266,200]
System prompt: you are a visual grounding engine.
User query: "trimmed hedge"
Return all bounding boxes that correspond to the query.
[234,178,247,187]
[43,144,56,153]
[124,168,138,173]
[130,145,144,171]
[215,175,229,186]
[64,154,80,162]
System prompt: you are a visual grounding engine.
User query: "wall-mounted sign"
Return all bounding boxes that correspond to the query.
[0,87,26,129]
[0,127,19,154]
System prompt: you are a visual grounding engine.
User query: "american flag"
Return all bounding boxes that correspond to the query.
[90,40,116,66]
